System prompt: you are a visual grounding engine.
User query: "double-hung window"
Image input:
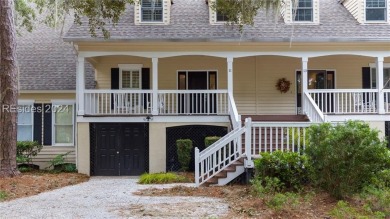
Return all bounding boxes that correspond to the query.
[293,0,313,22]
[370,67,390,89]
[141,0,163,22]
[366,0,387,21]
[52,101,74,146]
[17,102,34,141]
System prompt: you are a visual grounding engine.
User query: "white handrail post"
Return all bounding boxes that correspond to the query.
[244,117,254,168]
[195,147,200,187]
[377,56,385,114]
[301,57,308,114]
[152,58,159,115]
[77,56,85,116]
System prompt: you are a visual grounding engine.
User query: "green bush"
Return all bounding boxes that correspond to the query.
[0,191,7,201]
[253,151,310,191]
[306,121,390,199]
[138,172,189,184]
[330,200,385,219]
[204,136,221,148]
[176,139,192,171]
[54,163,77,173]
[251,176,284,196]
[16,141,42,164]
[265,192,300,211]
[46,152,72,171]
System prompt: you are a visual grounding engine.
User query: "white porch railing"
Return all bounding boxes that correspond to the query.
[385,89,390,113]
[303,92,325,122]
[228,92,241,129]
[250,122,312,158]
[157,90,228,115]
[84,90,153,115]
[195,125,245,187]
[307,89,378,114]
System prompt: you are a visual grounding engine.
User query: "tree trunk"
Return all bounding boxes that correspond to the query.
[0,0,20,177]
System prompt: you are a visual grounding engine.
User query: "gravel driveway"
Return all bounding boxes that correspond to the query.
[0,177,228,219]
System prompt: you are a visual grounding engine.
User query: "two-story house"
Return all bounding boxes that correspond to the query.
[19,0,390,185]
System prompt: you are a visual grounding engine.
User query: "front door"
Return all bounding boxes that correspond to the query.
[296,70,335,114]
[178,71,217,114]
[94,123,146,176]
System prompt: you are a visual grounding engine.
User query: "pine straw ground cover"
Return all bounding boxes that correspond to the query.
[134,185,339,218]
[0,171,89,201]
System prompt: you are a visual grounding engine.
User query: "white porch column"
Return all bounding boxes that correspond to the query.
[376,56,385,114]
[301,57,309,112]
[77,56,85,116]
[152,58,159,115]
[227,57,234,93]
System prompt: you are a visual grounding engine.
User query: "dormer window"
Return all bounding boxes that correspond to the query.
[293,0,313,22]
[366,0,387,21]
[141,0,163,22]
[216,10,228,22]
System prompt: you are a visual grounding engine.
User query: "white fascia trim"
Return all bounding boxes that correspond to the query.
[79,51,390,59]
[118,64,143,69]
[18,100,35,105]
[326,114,390,122]
[369,63,390,68]
[51,100,76,105]
[19,90,76,93]
[76,115,230,123]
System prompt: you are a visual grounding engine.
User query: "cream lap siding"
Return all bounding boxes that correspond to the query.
[32,147,75,169]
[341,0,390,24]
[282,0,320,24]
[134,0,171,25]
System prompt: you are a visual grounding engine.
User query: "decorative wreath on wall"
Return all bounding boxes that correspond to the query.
[275,78,291,93]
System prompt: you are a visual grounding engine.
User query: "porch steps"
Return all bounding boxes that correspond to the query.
[202,158,245,187]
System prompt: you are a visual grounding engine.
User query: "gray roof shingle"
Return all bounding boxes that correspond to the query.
[64,0,390,42]
[17,19,95,91]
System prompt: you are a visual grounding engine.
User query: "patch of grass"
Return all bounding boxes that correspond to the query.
[330,200,385,219]
[138,172,190,184]
[266,192,300,211]
[0,191,8,201]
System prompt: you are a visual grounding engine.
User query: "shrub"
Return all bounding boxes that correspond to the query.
[251,176,284,196]
[306,121,390,199]
[176,139,192,171]
[266,192,300,211]
[330,200,385,219]
[138,172,189,184]
[204,136,221,148]
[46,152,72,171]
[254,151,310,191]
[16,141,42,164]
[358,186,390,217]
[54,163,77,173]
[0,191,7,201]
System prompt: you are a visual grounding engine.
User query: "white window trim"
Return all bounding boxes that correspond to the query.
[51,100,75,146]
[139,0,164,23]
[364,0,388,23]
[118,64,143,90]
[17,100,35,142]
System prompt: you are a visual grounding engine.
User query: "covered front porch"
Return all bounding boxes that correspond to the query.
[76,52,390,122]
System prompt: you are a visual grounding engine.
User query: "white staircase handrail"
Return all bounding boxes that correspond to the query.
[228,92,241,129]
[195,126,245,187]
[304,92,325,122]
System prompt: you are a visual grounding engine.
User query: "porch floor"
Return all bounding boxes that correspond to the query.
[241,115,310,122]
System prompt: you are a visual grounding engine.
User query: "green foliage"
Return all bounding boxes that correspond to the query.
[46,152,72,170]
[16,141,43,164]
[251,176,284,196]
[0,191,8,201]
[358,186,390,217]
[54,163,77,173]
[306,121,390,199]
[138,172,189,184]
[176,139,193,171]
[254,151,310,190]
[266,192,300,211]
[211,0,283,31]
[15,0,36,33]
[330,200,385,219]
[288,127,308,151]
[204,136,221,148]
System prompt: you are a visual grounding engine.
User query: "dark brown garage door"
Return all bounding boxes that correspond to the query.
[92,123,147,176]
